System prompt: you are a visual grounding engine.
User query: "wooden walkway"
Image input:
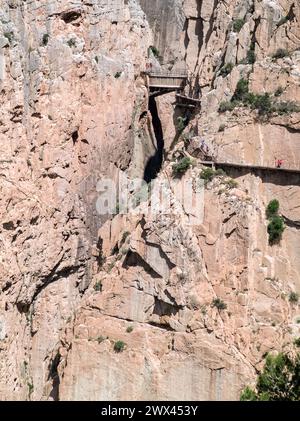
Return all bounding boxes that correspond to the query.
[200,161,300,175]
[176,93,201,108]
[146,71,187,90]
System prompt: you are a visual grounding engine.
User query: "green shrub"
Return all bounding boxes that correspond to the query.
[200,168,226,185]
[266,199,280,219]
[240,352,300,401]
[67,38,76,48]
[93,281,102,292]
[172,157,192,177]
[233,18,245,33]
[277,16,289,27]
[177,116,187,131]
[114,340,125,353]
[225,178,238,189]
[219,101,238,112]
[294,338,300,348]
[273,48,289,59]
[215,168,226,176]
[27,382,34,396]
[200,167,215,181]
[126,326,134,333]
[233,78,249,101]
[149,46,159,58]
[121,231,130,245]
[289,292,299,304]
[245,45,256,64]
[240,386,257,401]
[267,215,285,245]
[252,93,272,115]
[219,63,234,77]
[42,33,49,46]
[274,101,300,114]
[4,32,14,43]
[212,298,227,310]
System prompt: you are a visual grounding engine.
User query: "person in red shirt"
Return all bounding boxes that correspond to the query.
[276,159,283,168]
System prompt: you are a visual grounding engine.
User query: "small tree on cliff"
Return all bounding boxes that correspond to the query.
[240,352,300,401]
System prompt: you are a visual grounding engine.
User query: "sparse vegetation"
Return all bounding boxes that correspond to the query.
[268,215,285,245]
[233,18,245,33]
[274,101,300,114]
[107,261,115,272]
[28,382,34,397]
[114,340,125,353]
[200,168,226,185]
[149,46,159,58]
[225,178,238,189]
[97,336,105,344]
[126,326,134,333]
[273,48,290,59]
[289,292,299,304]
[218,124,226,132]
[266,199,280,219]
[93,281,102,292]
[232,78,249,101]
[240,352,300,401]
[294,338,300,347]
[176,116,188,132]
[95,55,99,63]
[219,101,238,112]
[121,231,130,246]
[114,71,122,79]
[219,77,299,117]
[67,38,76,48]
[42,33,49,46]
[219,63,234,77]
[4,31,14,43]
[212,298,227,310]
[172,157,192,177]
[277,16,289,27]
[246,47,256,64]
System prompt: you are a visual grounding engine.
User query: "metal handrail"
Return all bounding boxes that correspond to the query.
[147,70,188,77]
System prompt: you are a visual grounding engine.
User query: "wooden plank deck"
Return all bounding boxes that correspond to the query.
[199,161,300,175]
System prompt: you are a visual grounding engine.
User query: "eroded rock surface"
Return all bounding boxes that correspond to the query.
[0,0,299,400]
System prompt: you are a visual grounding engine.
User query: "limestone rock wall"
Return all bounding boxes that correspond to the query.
[0,0,299,401]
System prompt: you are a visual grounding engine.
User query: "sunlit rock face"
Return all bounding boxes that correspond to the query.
[0,0,299,401]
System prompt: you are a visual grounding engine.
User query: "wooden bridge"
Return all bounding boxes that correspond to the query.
[145,70,188,97]
[200,160,300,175]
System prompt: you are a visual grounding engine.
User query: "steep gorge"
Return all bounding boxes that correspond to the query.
[0,0,299,401]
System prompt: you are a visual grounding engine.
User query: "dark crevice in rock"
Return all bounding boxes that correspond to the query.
[143,96,164,183]
[123,251,162,279]
[48,352,61,401]
[153,297,180,317]
[72,130,79,144]
[27,264,82,309]
[148,321,175,331]
[225,228,236,238]
[61,10,81,24]
[282,215,300,229]
[205,0,218,48]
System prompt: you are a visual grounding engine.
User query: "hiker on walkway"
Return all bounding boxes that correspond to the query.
[276,159,283,168]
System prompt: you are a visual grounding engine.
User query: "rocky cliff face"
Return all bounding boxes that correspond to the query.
[0,0,299,400]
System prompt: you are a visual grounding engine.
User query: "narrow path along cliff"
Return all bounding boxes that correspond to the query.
[0,0,299,401]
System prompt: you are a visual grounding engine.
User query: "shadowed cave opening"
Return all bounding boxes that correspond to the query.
[143,96,164,183]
